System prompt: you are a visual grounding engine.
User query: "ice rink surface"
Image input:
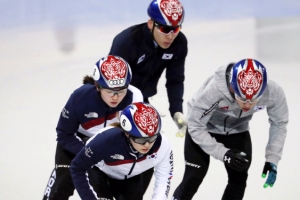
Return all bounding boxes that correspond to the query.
[1,1,300,199]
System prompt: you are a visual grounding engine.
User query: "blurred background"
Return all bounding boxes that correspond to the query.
[1,0,300,199]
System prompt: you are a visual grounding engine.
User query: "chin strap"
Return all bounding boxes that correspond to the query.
[150,20,158,48]
[226,63,236,99]
[127,137,138,153]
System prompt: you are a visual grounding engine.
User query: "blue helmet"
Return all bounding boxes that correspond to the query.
[230,58,268,100]
[147,0,184,26]
[120,102,161,137]
[93,55,132,89]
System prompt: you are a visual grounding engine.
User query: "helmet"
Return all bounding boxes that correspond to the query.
[120,102,161,137]
[230,58,268,100]
[147,0,184,26]
[93,55,132,89]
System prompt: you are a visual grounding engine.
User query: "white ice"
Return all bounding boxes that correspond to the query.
[1,1,300,199]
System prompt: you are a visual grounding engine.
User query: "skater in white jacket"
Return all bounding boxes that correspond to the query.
[173,58,288,200]
[71,102,173,200]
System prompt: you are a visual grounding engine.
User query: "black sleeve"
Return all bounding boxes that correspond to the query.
[165,35,188,117]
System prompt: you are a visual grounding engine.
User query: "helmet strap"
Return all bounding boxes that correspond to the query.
[151,20,155,33]
[95,83,101,92]
[127,137,139,153]
[150,20,158,46]
[226,63,235,99]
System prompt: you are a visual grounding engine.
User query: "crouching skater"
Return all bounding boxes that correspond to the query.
[70,102,174,200]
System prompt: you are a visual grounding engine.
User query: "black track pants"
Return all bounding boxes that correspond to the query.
[89,167,153,200]
[141,167,154,194]
[173,130,252,200]
[42,143,75,200]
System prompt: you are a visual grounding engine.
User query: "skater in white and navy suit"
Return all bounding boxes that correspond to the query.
[42,55,143,200]
[71,102,173,200]
[172,58,289,200]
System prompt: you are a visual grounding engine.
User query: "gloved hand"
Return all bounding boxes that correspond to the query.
[223,149,249,171]
[173,112,187,138]
[262,162,277,188]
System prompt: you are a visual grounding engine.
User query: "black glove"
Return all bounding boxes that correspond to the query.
[262,162,277,188]
[223,149,249,171]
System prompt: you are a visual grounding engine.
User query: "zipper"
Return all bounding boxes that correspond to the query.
[103,113,108,127]
[224,116,229,135]
[125,153,137,180]
[104,107,113,128]
[224,109,243,135]
[238,110,242,118]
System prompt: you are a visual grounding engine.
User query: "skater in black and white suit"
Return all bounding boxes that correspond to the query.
[71,102,174,200]
[42,55,143,200]
[172,59,289,200]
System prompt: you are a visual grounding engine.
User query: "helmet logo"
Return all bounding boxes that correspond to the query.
[237,59,263,99]
[160,0,183,26]
[101,55,127,87]
[133,103,159,137]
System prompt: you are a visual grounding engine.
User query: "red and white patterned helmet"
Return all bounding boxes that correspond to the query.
[120,102,161,137]
[147,0,184,26]
[93,55,132,89]
[230,58,268,100]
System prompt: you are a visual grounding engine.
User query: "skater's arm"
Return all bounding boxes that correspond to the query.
[152,135,173,200]
[56,94,85,155]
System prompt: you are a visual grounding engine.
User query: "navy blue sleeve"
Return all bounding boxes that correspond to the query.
[166,35,188,117]
[56,93,84,155]
[70,134,106,200]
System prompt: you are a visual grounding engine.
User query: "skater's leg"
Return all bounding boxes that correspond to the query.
[88,167,114,199]
[141,167,154,194]
[172,130,210,200]
[215,131,252,200]
[42,143,75,200]
[109,175,144,200]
